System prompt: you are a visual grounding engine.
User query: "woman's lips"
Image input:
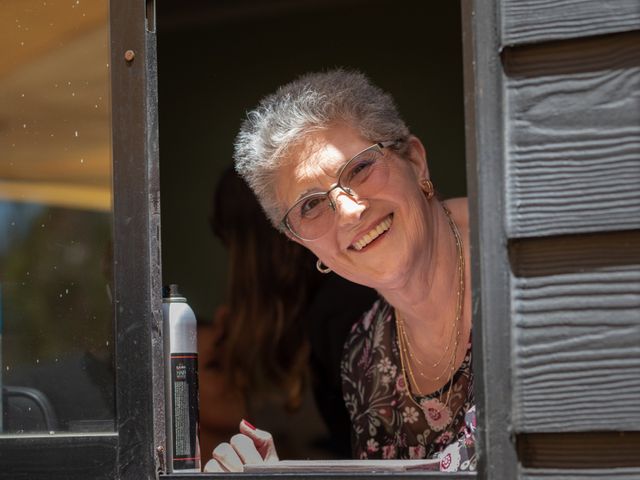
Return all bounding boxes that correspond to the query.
[350,214,393,251]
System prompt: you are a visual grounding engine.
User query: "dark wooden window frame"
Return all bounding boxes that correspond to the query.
[460,0,519,479]
[0,1,161,478]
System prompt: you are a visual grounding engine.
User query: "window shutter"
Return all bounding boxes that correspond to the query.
[464,0,640,477]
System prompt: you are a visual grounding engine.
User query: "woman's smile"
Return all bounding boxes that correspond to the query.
[350,213,393,251]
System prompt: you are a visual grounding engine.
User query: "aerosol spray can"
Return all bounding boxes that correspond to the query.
[163,284,201,472]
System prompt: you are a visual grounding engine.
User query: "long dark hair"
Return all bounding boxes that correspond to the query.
[210,167,320,410]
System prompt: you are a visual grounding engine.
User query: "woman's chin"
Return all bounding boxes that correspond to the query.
[342,257,410,291]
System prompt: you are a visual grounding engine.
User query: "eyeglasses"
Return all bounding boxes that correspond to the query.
[281,140,399,241]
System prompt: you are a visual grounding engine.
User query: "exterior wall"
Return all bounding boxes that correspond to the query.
[464,0,639,477]
[502,0,640,477]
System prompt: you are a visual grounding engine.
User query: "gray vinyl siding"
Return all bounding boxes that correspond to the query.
[466,0,640,477]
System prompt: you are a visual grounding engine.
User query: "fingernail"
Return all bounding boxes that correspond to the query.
[242,419,256,430]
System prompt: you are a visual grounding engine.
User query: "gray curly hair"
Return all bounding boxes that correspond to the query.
[233,69,410,228]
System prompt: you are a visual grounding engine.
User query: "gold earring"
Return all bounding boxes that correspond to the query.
[420,179,434,199]
[316,259,331,274]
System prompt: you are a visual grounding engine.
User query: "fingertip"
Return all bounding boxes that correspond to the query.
[240,419,263,439]
[203,459,224,473]
[239,421,274,448]
[212,442,244,472]
[241,418,257,430]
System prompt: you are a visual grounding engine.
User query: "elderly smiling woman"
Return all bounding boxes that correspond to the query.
[206,70,476,473]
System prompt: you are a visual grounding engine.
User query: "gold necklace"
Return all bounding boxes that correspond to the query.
[397,313,457,381]
[395,202,465,407]
[397,203,464,383]
[397,303,455,373]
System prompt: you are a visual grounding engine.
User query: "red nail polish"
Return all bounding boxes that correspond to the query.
[242,419,257,430]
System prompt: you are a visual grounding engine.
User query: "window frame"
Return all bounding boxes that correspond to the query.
[0,0,161,478]
[460,0,518,478]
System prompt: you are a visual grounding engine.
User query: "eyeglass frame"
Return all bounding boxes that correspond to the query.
[280,139,401,241]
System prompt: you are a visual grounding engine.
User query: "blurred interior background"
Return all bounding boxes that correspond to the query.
[157,0,467,321]
[157,0,467,460]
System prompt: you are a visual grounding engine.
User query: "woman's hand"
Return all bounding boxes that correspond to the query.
[203,419,279,472]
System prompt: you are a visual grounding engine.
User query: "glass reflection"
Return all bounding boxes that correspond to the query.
[0,0,113,433]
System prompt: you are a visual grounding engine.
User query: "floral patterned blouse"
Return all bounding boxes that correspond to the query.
[340,298,476,472]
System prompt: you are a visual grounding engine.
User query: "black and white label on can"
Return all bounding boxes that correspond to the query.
[171,353,200,471]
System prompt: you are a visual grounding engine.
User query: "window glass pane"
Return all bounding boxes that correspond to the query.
[0,0,113,434]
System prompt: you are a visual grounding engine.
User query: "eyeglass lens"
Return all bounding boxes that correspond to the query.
[286,146,390,240]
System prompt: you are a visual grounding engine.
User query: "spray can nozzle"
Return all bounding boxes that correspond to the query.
[163,284,182,298]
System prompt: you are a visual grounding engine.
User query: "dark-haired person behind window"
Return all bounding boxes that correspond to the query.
[206,70,476,473]
[199,167,377,462]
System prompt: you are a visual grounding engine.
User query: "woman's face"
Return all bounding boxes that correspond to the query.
[275,125,433,291]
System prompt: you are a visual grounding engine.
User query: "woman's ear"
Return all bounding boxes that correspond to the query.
[404,135,429,180]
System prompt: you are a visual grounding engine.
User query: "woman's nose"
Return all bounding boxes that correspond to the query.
[333,190,367,225]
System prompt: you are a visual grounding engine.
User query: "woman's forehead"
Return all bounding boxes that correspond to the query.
[294,142,346,178]
[276,128,369,203]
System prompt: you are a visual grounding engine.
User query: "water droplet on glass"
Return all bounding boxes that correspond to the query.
[59,293,63,298]
[41,223,45,227]
[71,92,75,97]
[49,431,55,435]
[10,221,15,226]
[80,158,84,164]
[26,271,30,276]
[36,359,40,364]
[28,407,32,412]
[5,366,9,371]
[74,130,78,137]
[20,41,25,46]
[105,340,109,347]
[55,358,59,363]
[22,123,27,128]
[65,288,69,294]
[20,93,25,97]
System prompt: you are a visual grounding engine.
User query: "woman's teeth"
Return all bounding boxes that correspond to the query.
[353,216,393,251]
